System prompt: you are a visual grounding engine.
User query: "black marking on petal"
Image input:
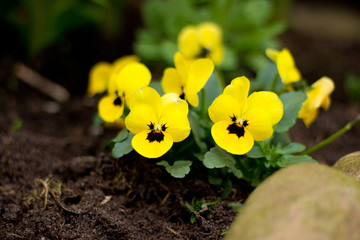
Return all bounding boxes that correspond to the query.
[243,120,249,127]
[230,114,237,122]
[179,92,185,100]
[146,130,165,143]
[227,122,245,138]
[147,122,154,130]
[161,124,167,132]
[113,97,122,106]
[196,47,211,58]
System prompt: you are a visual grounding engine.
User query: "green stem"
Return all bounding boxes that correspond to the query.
[200,88,207,119]
[301,115,360,156]
[270,74,279,92]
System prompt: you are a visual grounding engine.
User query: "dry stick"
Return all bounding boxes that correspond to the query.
[36,178,49,210]
[166,227,181,237]
[13,62,70,102]
[49,191,88,215]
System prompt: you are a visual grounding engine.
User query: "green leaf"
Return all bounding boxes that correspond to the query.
[252,62,278,91]
[190,214,197,224]
[276,91,307,132]
[277,155,317,167]
[203,146,243,178]
[157,160,192,178]
[228,202,243,212]
[200,72,223,110]
[112,133,134,158]
[149,80,164,95]
[112,128,128,142]
[188,111,207,152]
[203,146,236,169]
[246,146,263,158]
[276,142,306,155]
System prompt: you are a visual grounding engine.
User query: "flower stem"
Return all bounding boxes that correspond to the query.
[270,74,279,92]
[301,115,360,156]
[200,88,207,119]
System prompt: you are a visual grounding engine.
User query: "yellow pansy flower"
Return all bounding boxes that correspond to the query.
[178,22,224,65]
[298,77,335,127]
[98,62,151,122]
[87,55,139,96]
[161,52,214,107]
[266,48,301,85]
[125,87,191,158]
[208,77,283,155]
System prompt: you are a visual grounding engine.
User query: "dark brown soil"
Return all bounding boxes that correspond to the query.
[1,83,256,239]
[1,2,360,239]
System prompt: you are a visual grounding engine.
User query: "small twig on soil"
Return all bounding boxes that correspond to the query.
[13,62,70,102]
[6,232,24,239]
[49,191,89,215]
[161,191,171,205]
[35,178,49,210]
[166,227,181,237]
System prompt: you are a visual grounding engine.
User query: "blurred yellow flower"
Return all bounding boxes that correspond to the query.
[98,62,151,122]
[208,76,283,155]
[87,55,139,97]
[298,77,335,127]
[266,48,301,85]
[125,87,190,158]
[178,22,224,65]
[161,52,214,107]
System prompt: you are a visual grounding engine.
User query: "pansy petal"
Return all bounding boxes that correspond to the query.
[127,87,162,112]
[88,62,112,96]
[174,52,190,82]
[277,48,301,84]
[112,55,140,70]
[198,22,222,49]
[247,91,283,125]
[107,56,139,94]
[209,44,224,65]
[321,96,331,110]
[98,94,124,122]
[186,91,200,107]
[243,108,273,141]
[162,93,189,114]
[132,130,173,158]
[223,77,250,114]
[178,26,201,59]
[161,68,184,96]
[160,104,190,142]
[186,58,214,93]
[208,94,241,123]
[125,104,158,134]
[116,62,151,97]
[265,48,279,62]
[211,121,254,155]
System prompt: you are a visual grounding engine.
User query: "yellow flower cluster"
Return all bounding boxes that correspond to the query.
[266,48,335,127]
[88,22,335,159]
[299,77,335,127]
[178,22,224,66]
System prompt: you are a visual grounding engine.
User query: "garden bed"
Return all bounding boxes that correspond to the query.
[1,2,360,239]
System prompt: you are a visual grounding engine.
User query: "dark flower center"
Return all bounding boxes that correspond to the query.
[113,97,122,106]
[197,47,211,58]
[179,92,185,100]
[227,115,249,138]
[146,122,167,143]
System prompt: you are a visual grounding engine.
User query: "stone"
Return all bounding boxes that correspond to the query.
[225,163,360,240]
[333,151,360,182]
